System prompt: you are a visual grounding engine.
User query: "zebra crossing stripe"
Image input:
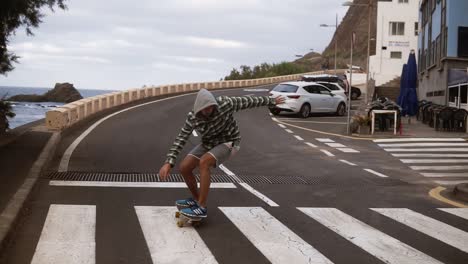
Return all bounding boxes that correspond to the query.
[325,143,346,148]
[298,208,442,264]
[316,138,334,143]
[219,207,333,264]
[400,159,468,164]
[392,154,468,157]
[135,206,217,263]
[372,208,468,253]
[434,180,468,185]
[384,148,468,152]
[378,143,468,147]
[421,172,468,177]
[278,124,286,129]
[49,181,236,188]
[409,165,468,171]
[31,205,96,264]
[374,138,465,142]
[438,208,468,220]
[337,148,359,153]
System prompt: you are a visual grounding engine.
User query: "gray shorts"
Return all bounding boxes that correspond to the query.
[188,142,240,166]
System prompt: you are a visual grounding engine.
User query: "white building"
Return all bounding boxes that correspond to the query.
[369,0,419,86]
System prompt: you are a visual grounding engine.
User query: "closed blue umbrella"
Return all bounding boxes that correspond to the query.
[405,51,418,116]
[397,64,408,109]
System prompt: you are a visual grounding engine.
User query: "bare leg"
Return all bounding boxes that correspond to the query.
[198,153,217,207]
[179,155,200,200]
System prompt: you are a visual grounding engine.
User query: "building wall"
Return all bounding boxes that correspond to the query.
[369,0,419,86]
[446,0,468,57]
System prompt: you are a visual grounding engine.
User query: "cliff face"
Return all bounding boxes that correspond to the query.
[8,83,83,103]
[295,0,377,71]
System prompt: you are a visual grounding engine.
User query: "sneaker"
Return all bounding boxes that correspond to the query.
[175,198,197,209]
[180,205,208,218]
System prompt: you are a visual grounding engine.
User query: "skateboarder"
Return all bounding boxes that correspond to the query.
[159,88,285,218]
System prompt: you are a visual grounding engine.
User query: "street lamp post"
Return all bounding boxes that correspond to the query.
[320,13,338,75]
[343,0,373,104]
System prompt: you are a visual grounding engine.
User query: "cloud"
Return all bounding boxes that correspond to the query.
[165,55,223,63]
[185,36,249,49]
[152,62,215,74]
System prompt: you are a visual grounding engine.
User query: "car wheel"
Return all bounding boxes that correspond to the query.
[351,92,358,100]
[336,103,346,116]
[299,104,310,118]
[269,108,281,116]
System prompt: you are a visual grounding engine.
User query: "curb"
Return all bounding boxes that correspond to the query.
[453,183,468,203]
[0,131,61,252]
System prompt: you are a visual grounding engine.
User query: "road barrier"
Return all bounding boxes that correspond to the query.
[45,70,346,131]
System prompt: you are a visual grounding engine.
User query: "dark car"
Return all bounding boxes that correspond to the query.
[301,74,362,100]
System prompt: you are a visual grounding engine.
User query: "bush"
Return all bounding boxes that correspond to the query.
[0,96,15,133]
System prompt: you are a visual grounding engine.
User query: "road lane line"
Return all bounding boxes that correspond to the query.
[421,172,468,177]
[410,165,468,171]
[49,181,236,188]
[31,205,95,264]
[306,142,318,148]
[316,138,335,143]
[320,149,335,157]
[192,130,198,137]
[429,187,468,208]
[384,148,468,152]
[219,207,332,264]
[277,124,286,129]
[285,129,294,133]
[325,143,346,148]
[400,159,468,164]
[298,208,441,264]
[294,135,304,141]
[218,165,279,207]
[392,154,468,157]
[135,206,217,264]
[374,138,465,142]
[340,159,357,166]
[438,208,468,220]
[379,143,468,147]
[337,148,360,153]
[372,208,468,253]
[364,169,388,178]
[434,180,468,185]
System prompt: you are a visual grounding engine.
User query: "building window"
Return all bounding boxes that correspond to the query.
[415,22,419,36]
[390,51,402,59]
[390,22,405,36]
[398,0,409,3]
[458,27,468,58]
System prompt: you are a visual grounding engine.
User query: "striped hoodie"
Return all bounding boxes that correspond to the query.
[165,89,276,167]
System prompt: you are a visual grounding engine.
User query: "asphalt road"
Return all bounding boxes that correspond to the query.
[1,86,468,264]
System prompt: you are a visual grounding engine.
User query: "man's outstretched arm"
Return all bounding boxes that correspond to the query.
[224,95,285,112]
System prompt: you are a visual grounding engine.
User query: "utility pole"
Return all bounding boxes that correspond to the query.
[347,32,355,135]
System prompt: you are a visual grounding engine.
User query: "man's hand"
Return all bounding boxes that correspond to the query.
[274,96,286,105]
[159,163,172,181]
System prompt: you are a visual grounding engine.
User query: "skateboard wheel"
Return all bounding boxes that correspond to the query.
[175,211,180,218]
[177,220,184,228]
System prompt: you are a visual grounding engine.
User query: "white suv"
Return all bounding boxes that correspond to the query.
[269,81,347,118]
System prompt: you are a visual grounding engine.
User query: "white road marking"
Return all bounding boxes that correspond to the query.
[31,205,96,264]
[340,159,357,166]
[372,208,468,253]
[374,138,465,142]
[392,153,468,158]
[220,207,332,264]
[294,135,304,141]
[409,165,468,171]
[135,206,217,264]
[400,159,468,164]
[219,165,279,207]
[306,142,318,148]
[364,169,389,178]
[320,149,335,157]
[272,117,279,122]
[422,172,468,177]
[278,120,347,124]
[438,208,468,220]
[379,143,468,147]
[278,124,286,128]
[316,138,335,143]
[325,143,346,148]
[384,148,468,152]
[336,148,360,153]
[192,130,198,137]
[58,92,198,172]
[298,208,441,264]
[434,180,468,185]
[285,129,294,133]
[49,181,236,188]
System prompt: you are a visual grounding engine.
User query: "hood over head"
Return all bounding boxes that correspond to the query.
[193,89,218,117]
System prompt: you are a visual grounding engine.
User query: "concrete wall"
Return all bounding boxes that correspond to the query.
[45,70,344,131]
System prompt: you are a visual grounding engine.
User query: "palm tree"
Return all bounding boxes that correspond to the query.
[0,95,16,132]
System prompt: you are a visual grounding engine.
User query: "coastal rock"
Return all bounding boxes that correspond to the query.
[8,83,83,103]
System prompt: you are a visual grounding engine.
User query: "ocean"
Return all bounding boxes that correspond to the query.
[0,86,118,129]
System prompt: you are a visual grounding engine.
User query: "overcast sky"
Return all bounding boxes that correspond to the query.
[1,0,349,90]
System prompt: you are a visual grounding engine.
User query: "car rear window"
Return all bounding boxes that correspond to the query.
[272,84,298,93]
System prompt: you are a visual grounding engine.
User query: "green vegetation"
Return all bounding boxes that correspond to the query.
[224,62,309,80]
[0,0,67,75]
[0,96,16,133]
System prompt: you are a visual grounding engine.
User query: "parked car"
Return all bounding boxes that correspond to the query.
[301,74,362,100]
[316,81,347,99]
[268,82,347,118]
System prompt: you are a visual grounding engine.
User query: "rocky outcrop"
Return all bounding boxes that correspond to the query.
[8,83,83,103]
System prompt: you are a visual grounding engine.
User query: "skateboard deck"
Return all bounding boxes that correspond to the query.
[175,204,204,227]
